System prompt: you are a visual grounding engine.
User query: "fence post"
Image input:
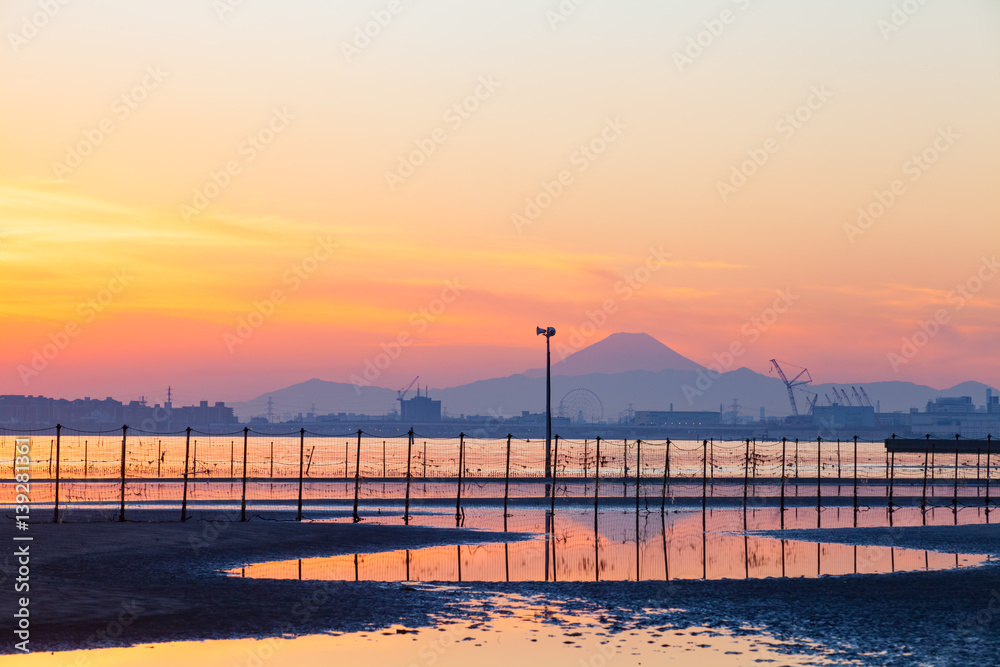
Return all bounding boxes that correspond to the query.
[921,446,929,510]
[954,434,960,508]
[353,430,362,523]
[53,424,61,523]
[635,439,642,515]
[230,439,234,479]
[986,435,992,506]
[504,434,512,518]
[930,440,935,482]
[181,428,191,521]
[623,438,628,480]
[710,438,714,479]
[584,439,588,478]
[84,439,88,477]
[636,437,642,482]
[780,437,787,512]
[240,427,249,521]
[816,437,822,512]
[795,439,799,479]
[119,425,128,523]
[594,436,601,513]
[306,446,315,477]
[977,447,982,493]
[549,434,559,518]
[889,448,896,509]
[743,438,750,509]
[853,436,859,510]
[666,438,671,486]
[702,439,708,508]
[404,429,414,524]
[888,434,896,500]
[661,440,669,512]
[157,439,162,478]
[457,432,466,524]
[270,441,274,479]
[837,438,842,480]
[296,429,305,522]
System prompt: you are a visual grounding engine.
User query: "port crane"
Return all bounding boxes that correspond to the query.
[830,387,850,405]
[856,386,874,408]
[397,376,419,401]
[769,359,813,416]
[851,386,868,407]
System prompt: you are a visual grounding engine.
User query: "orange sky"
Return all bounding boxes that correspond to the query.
[1,0,998,403]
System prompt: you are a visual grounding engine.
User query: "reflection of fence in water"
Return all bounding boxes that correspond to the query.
[3,428,998,521]
[231,506,990,583]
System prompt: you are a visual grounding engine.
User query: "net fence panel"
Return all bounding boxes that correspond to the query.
[244,432,300,515]
[184,429,244,511]
[3,428,997,520]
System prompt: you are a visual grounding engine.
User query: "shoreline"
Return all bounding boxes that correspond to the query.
[2,519,999,664]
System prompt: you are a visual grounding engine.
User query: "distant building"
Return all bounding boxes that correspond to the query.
[811,405,876,429]
[511,411,571,426]
[909,394,1000,438]
[168,400,237,427]
[635,410,721,427]
[399,392,441,423]
[0,394,236,430]
[923,396,975,414]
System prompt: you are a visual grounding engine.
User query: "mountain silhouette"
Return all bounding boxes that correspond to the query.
[524,332,703,378]
[228,334,997,421]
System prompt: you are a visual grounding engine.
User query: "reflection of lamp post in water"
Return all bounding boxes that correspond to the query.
[536,326,556,481]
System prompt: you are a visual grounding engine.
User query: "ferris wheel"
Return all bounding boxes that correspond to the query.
[557,388,604,424]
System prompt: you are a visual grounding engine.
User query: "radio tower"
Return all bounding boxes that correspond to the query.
[166,386,173,430]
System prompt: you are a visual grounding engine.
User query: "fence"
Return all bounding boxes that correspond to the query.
[3,426,996,523]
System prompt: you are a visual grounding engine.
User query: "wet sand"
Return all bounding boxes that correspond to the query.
[3,518,999,665]
[3,520,530,652]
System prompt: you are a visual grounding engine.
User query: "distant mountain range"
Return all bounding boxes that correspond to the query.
[230,332,997,421]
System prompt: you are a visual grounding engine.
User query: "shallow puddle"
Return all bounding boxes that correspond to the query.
[229,505,989,583]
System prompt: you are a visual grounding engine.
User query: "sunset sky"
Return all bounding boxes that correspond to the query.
[2,0,998,404]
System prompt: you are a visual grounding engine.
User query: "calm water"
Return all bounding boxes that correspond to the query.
[229,506,988,583]
[0,504,993,665]
[0,606,845,667]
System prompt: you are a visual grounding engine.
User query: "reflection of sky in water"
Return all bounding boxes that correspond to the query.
[1,595,844,667]
[230,507,989,583]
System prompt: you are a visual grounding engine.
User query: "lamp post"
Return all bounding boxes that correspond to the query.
[536,326,556,480]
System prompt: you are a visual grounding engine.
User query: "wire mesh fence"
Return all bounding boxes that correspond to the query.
[3,427,997,522]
